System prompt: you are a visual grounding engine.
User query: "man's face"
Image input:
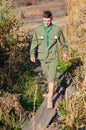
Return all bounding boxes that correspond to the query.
[43,17,52,27]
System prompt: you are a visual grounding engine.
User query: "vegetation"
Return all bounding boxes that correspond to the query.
[0,0,86,130]
[0,0,43,129]
[57,0,86,129]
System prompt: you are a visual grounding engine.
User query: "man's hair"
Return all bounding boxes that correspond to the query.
[43,11,52,18]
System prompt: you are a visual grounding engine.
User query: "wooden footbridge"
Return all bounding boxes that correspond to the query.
[22,73,75,130]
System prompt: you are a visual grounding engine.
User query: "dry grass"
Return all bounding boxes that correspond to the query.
[64,0,86,81]
[17,0,66,18]
[57,0,86,129]
[57,83,86,129]
[0,92,22,115]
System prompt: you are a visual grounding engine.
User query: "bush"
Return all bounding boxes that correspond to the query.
[0,92,22,130]
[0,0,31,91]
[0,0,40,129]
[57,58,71,74]
[57,84,86,130]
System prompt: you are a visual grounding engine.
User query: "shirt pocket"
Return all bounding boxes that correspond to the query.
[48,50,58,59]
[38,36,45,44]
[49,36,58,43]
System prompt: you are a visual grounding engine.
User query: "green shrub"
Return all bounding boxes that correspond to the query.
[19,74,44,112]
[0,0,37,129]
[0,0,32,91]
[57,58,71,74]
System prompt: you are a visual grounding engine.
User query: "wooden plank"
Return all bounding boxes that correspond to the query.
[64,74,76,98]
[22,73,75,130]
[22,87,65,130]
[22,73,63,130]
[22,98,47,130]
[66,81,76,97]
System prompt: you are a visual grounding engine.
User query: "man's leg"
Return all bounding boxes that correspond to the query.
[41,59,57,108]
[40,61,48,80]
[47,82,55,108]
[47,58,57,108]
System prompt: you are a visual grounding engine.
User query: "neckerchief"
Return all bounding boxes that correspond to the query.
[42,23,53,50]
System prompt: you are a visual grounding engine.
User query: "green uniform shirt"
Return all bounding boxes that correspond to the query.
[30,24,68,61]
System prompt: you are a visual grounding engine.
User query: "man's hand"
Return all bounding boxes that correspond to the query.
[63,53,68,60]
[31,57,36,63]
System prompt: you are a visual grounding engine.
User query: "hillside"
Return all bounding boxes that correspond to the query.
[14,0,67,34]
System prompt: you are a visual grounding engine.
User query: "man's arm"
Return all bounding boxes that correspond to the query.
[30,32,38,62]
[58,28,68,60]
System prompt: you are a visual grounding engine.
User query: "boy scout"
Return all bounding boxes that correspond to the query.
[30,11,68,108]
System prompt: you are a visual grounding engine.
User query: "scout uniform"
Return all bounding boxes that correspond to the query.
[30,23,68,82]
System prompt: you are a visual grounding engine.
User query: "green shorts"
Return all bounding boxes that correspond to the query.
[40,58,57,82]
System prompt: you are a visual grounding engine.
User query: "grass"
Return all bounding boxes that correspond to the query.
[57,0,86,129]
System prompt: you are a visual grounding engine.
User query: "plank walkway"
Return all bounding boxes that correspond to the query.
[22,73,75,130]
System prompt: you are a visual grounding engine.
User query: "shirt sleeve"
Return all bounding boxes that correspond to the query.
[58,28,68,54]
[30,32,38,58]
